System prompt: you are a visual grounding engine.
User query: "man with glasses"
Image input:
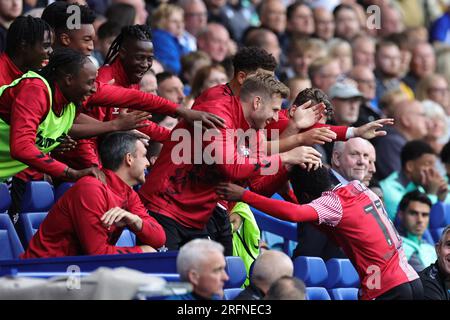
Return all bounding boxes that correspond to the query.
[308,56,342,95]
[178,0,208,51]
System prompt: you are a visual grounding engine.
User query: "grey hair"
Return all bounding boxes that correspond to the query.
[177,239,224,281]
[438,225,450,245]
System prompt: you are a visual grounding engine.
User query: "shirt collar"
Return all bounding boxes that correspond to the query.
[103,168,134,195]
[331,169,349,185]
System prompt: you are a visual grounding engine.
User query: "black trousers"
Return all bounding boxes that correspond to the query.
[375,278,424,300]
[8,176,27,225]
[149,206,233,255]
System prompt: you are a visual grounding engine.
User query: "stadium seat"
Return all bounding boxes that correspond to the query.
[116,229,137,247]
[224,256,246,289]
[422,229,435,245]
[430,227,445,243]
[19,212,47,245]
[54,182,74,202]
[294,256,328,287]
[429,202,450,229]
[325,259,360,289]
[306,287,331,300]
[0,214,24,260]
[0,183,11,214]
[20,181,54,213]
[328,288,359,300]
[223,288,243,300]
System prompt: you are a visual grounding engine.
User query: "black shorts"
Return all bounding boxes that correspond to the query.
[148,210,210,251]
[375,278,424,300]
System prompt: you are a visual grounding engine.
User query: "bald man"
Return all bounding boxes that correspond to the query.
[374,99,428,180]
[313,7,335,42]
[235,250,294,300]
[197,23,230,63]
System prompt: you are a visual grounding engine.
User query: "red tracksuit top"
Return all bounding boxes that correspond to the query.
[0,75,179,178]
[21,169,166,258]
[241,180,419,300]
[57,59,171,169]
[139,95,284,229]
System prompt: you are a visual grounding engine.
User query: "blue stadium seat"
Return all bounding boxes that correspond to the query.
[54,182,74,202]
[0,183,11,214]
[429,202,450,229]
[422,229,435,245]
[294,256,328,287]
[325,259,360,289]
[328,288,359,300]
[19,212,47,245]
[20,181,54,213]
[306,287,331,300]
[431,227,445,243]
[0,214,24,260]
[116,229,137,247]
[223,288,243,300]
[224,256,246,289]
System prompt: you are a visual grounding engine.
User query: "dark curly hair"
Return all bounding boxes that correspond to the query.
[292,88,333,118]
[290,165,332,204]
[232,46,277,75]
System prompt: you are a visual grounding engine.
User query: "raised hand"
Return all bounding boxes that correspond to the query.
[281,146,323,171]
[114,109,152,131]
[354,118,394,140]
[176,108,226,130]
[66,166,106,183]
[297,127,337,146]
[289,101,325,130]
[216,182,246,201]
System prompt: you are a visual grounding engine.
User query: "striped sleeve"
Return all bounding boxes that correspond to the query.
[305,191,343,227]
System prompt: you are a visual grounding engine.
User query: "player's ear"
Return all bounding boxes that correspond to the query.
[236,71,247,85]
[59,32,71,47]
[125,152,133,167]
[188,270,199,286]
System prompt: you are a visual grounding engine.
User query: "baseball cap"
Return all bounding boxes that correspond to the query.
[328,81,364,100]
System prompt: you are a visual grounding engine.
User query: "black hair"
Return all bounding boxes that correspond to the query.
[156,71,177,85]
[287,1,310,20]
[293,87,333,117]
[5,16,52,57]
[42,2,96,33]
[333,3,356,17]
[400,140,435,169]
[103,24,153,66]
[440,140,450,165]
[232,46,277,75]
[99,131,142,171]
[97,21,122,40]
[398,190,432,212]
[38,47,90,86]
[290,165,332,204]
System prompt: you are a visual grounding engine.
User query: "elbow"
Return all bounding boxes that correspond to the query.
[10,146,27,162]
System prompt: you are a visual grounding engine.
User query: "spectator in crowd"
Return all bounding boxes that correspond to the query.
[384,32,413,79]
[441,141,450,180]
[111,0,148,25]
[281,38,326,81]
[349,65,382,126]
[377,88,409,118]
[328,81,363,127]
[380,140,448,221]
[92,21,121,66]
[235,250,294,300]
[313,6,335,42]
[351,34,376,71]
[416,73,450,115]
[264,276,306,300]
[197,22,230,63]
[104,3,136,28]
[0,0,22,52]
[328,38,353,75]
[169,239,229,300]
[397,191,438,272]
[217,165,423,300]
[333,4,360,42]
[286,1,315,40]
[364,140,377,187]
[286,76,311,105]
[430,7,450,47]
[155,71,186,130]
[151,3,189,75]
[178,0,207,51]
[420,225,450,300]
[258,0,286,41]
[374,99,428,180]
[243,27,282,64]
[308,56,341,95]
[404,42,436,93]
[374,40,414,102]
[378,3,404,38]
[422,100,449,155]
[21,132,165,258]
[180,50,211,91]
[229,201,260,287]
[186,63,228,106]
[140,69,158,95]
